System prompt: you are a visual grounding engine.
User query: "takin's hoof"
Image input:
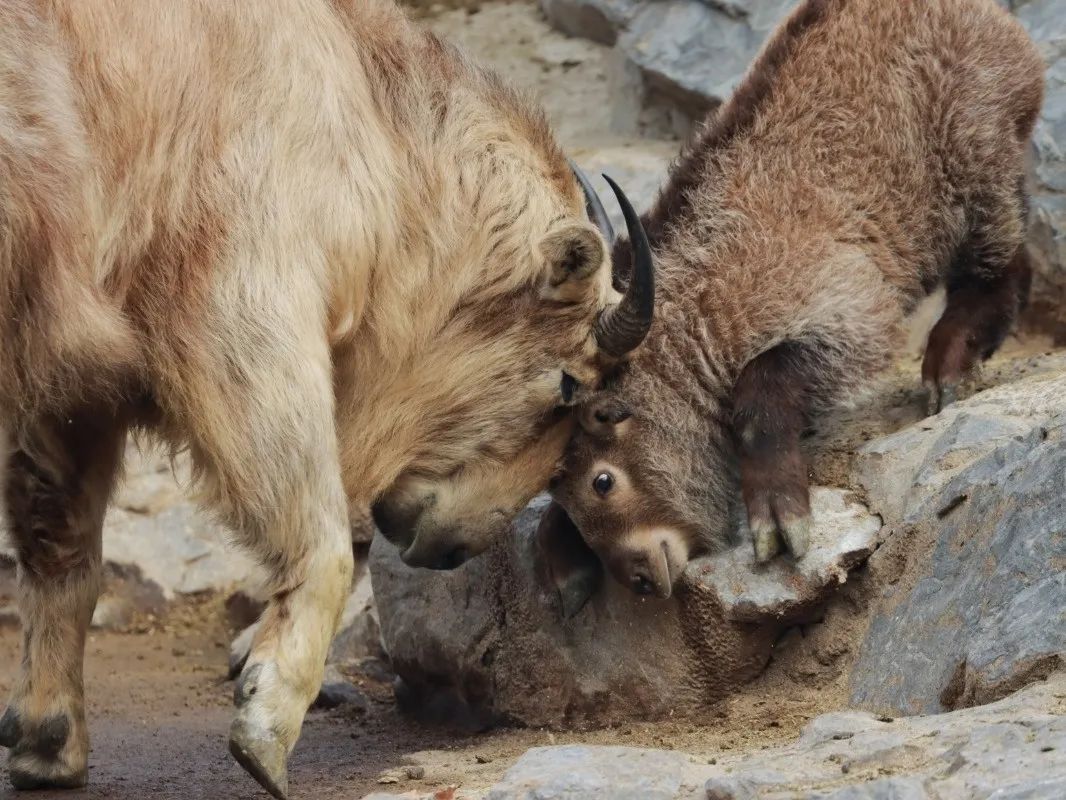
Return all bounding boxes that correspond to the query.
[2,710,88,790]
[751,513,809,563]
[752,519,783,564]
[926,381,959,416]
[778,513,810,560]
[0,707,20,748]
[229,717,289,800]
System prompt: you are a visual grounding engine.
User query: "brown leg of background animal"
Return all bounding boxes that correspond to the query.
[0,410,126,790]
[923,246,1032,413]
[732,341,819,563]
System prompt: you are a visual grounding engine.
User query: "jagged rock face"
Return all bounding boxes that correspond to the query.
[371,490,880,729]
[541,0,1066,336]
[850,369,1066,715]
[364,674,1066,799]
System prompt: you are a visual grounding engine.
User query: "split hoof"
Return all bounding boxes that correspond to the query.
[2,710,86,790]
[229,717,289,800]
[926,381,959,416]
[751,512,809,563]
[752,519,783,564]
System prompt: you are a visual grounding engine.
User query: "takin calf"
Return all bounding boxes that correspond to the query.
[546,0,1043,603]
[0,0,653,796]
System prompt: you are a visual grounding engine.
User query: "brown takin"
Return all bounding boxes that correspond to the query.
[546,0,1043,605]
[0,0,654,797]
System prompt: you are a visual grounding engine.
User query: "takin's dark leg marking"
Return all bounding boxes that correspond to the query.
[923,185,1032,413]
[731,341,823,563]
[0,409,127,790]
[534,501,604,619]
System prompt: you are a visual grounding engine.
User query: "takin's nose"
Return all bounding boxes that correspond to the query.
[400,543,471,571]
[614,548,674,599]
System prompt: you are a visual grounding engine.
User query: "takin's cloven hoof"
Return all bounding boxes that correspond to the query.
[0,707,88,791]
[229,716,289,800]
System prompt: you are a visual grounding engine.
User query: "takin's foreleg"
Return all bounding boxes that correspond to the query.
[0,410,126,790]
[731,341,818,563]
[169,301,353,800]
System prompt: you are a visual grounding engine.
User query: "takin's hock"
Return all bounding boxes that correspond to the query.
[0,1,653,796]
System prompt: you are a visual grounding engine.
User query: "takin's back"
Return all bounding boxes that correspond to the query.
[651,0,1044,365]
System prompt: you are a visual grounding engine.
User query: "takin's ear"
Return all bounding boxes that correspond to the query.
[539,222,609,302]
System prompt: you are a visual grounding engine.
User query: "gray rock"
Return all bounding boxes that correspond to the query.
[372,489,879,727]
[620,0,788,120]
[1015,0,1066,335]
[365,677,1066,800]
[1,446,261,629]
[540,0,641,45]
[313,665,369,712]
[571,142,677,234]
[850,369,1066,715]
[485,746,689,800]
[808,778,930,800]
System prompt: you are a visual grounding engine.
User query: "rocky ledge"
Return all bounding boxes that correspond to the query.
[364,672,1066,799]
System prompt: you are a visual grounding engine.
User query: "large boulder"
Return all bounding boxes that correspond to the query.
[848,367,1066,715]
[1016,0,1066,337]
[372,489,880,729]
[364,673,1066,799]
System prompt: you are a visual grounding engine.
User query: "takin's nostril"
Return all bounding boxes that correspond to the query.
[631,574,654,596]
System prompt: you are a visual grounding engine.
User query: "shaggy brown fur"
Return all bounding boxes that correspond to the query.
[550,0,1044,598]
[0,1,630,796]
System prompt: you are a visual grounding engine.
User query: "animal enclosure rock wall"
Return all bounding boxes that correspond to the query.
[541,0,1066,337]
[849,368,1066,715]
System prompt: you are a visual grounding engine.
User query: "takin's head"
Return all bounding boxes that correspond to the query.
[368,164,658,571]
[548,362,734,599]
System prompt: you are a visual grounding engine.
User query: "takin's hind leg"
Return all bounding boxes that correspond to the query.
[170,326,353,799]
[0,410,126,790]
[923,246,1032,414]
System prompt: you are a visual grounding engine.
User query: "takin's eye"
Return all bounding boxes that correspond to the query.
[592,472,614,497]
[561,372,580,405]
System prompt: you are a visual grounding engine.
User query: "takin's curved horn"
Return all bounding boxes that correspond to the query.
[594,174,655,357]
[568,159,615,243]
